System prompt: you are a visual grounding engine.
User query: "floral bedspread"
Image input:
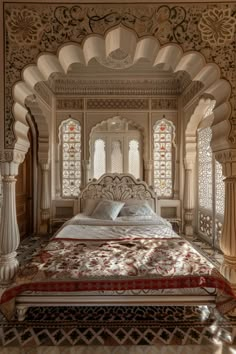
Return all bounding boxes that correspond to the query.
[0,236,235,307]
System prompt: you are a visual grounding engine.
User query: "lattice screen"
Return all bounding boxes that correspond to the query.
[153,119,174,197]
[61,119,81,197]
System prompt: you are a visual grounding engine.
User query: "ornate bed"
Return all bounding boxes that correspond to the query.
[0,173,235,321]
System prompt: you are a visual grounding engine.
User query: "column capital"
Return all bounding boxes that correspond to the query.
[40,162,50,171]
[215,149,236,178]
[0,149,26,165]
[0,161,19,177]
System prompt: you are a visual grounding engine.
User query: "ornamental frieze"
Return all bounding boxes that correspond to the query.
[56,99,84,110]
[151,98,177,110]
[3,3,236,148]
[87,99,149,110]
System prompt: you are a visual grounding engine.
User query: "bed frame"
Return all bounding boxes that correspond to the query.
[78,173,158,213]
[12,174,219,320]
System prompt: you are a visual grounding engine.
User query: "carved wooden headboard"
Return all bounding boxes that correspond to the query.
[78,173,158,212]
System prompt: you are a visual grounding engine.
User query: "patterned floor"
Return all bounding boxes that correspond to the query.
[0,234,235,350]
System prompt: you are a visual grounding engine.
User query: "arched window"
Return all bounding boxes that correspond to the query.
[93,139,106,179]
[128,139,140,179]
[111,140,123,173]
[91,117,142,179]
[197,126,225,246]
[153,119,175,197]
[60,118,81,197]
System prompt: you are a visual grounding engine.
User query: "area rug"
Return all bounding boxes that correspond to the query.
[0,304,236,346]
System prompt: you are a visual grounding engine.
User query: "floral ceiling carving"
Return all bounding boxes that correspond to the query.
[3,3,236,148]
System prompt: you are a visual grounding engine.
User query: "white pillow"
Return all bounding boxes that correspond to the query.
[119,202,155,217]
[91,200,125,220]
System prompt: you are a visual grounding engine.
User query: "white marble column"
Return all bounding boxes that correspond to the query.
[39,162,50,234]
[183,160,195,236]
[0,162,20,283]
[144,160,153,187]
[218,150,236,290]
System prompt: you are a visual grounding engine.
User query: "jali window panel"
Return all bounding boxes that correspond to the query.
[197,126,225,247]
[153,119,175,198]
[61,118,81,197]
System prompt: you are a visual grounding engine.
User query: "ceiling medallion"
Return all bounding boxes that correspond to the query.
[96,49,133,69]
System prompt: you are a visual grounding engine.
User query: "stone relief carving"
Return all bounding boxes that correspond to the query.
[151,98,177,110]
[56,99,84,110]
[198,8,236,47]
[3,3,236,147]
[87,99,149,110]
[81,173,155,201]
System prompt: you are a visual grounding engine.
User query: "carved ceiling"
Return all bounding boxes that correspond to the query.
[34,65,193,101]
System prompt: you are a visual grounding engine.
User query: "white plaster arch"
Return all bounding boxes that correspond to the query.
[10,25,232,167]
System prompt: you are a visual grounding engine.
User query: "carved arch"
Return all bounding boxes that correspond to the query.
[9,26,232,165]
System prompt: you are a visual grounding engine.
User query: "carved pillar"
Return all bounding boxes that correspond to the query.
[82,160,91,187]
[144,160,153,187]
[216,150,236,290]
[39,162,50,234]
[184,159,195,236]
[0,162,20,283]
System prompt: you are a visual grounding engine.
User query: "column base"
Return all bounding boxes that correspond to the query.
[0,252,19,284]
[39,222,49,235]
[184,225,194,237]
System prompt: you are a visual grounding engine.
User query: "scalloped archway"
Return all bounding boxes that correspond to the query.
[11,26,232,166]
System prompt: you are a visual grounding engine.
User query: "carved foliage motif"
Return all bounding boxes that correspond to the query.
[198,8,236,47]
[4,3,236,147]
[87,99,149,110]
[81,174,155,201]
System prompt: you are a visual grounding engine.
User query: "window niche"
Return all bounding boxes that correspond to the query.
[59,118,81,198]
[153,119,175,198]
[90,117,142,180]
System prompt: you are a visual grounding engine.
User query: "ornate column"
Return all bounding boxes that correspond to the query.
[0,161,20,283]
[39,162,50,234]
[183,158,196,236]
[216,150,236,290]
[144,160,153,187]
